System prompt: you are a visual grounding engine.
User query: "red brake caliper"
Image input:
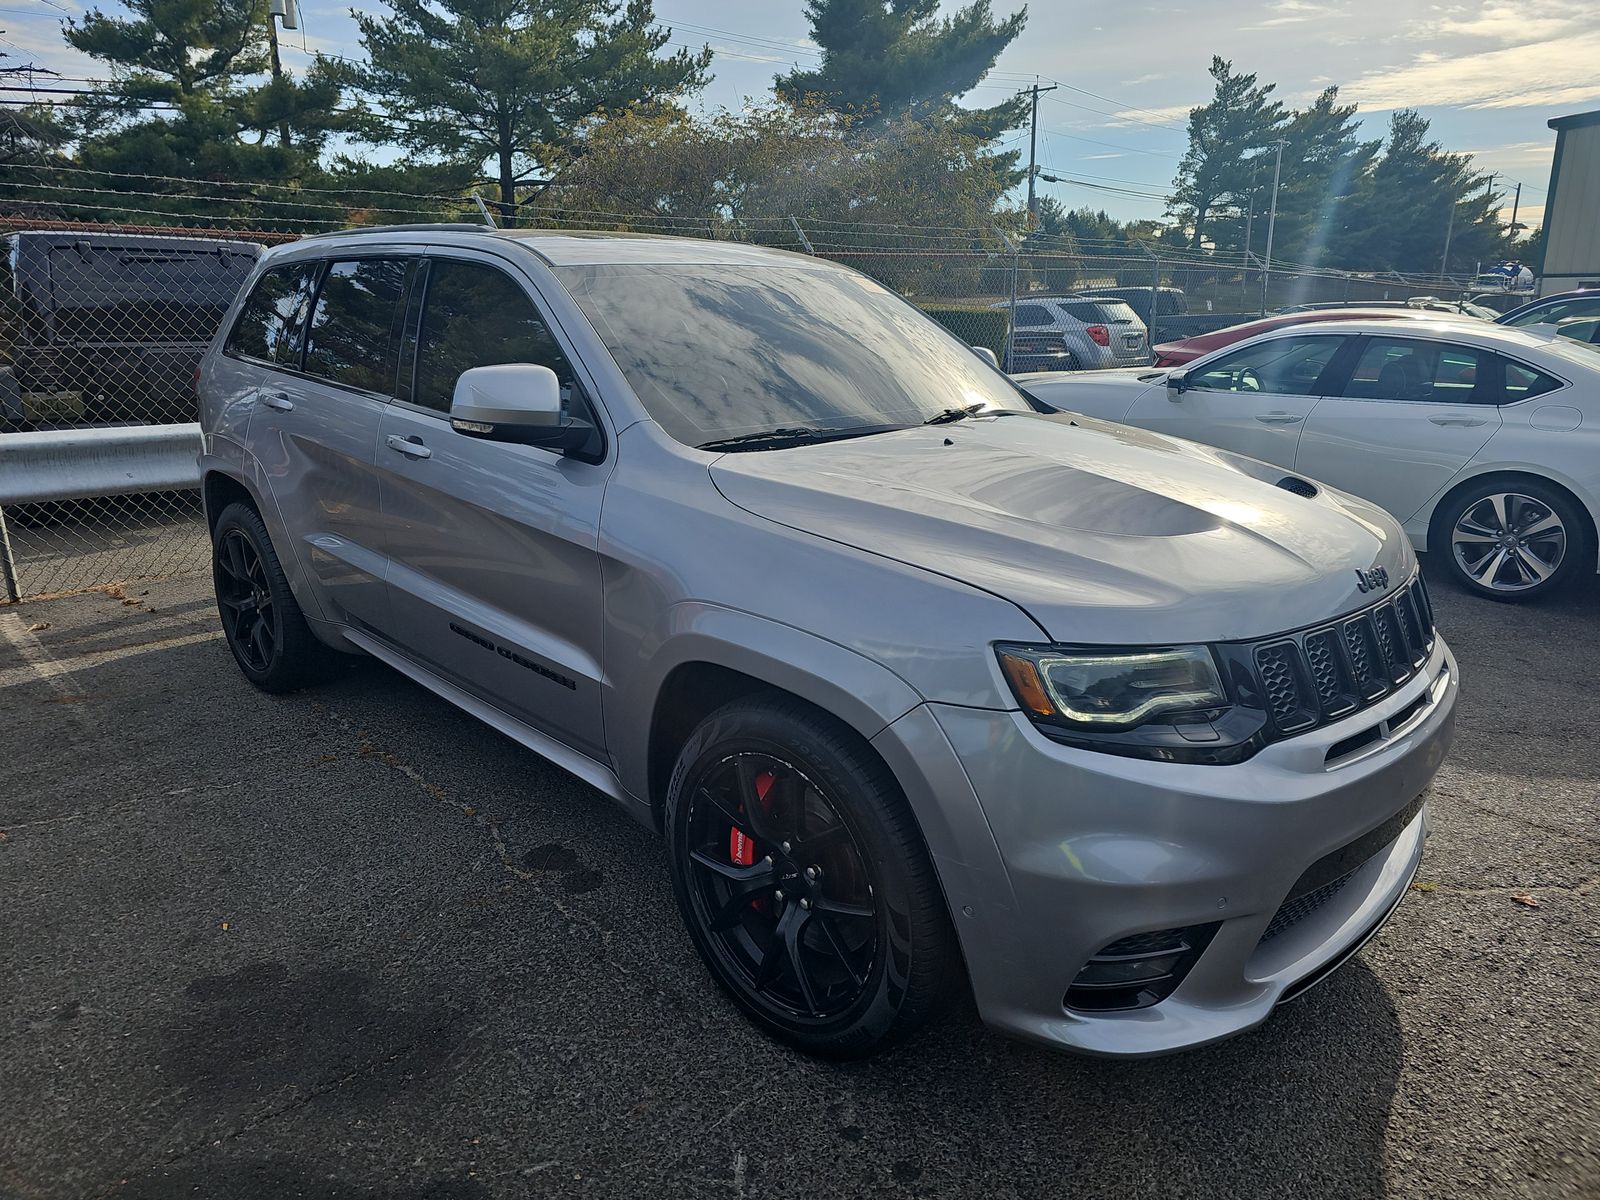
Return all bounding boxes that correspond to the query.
[729,769,776,866]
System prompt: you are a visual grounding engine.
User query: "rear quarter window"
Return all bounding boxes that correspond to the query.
[1011,303,1055,327]
[224,264,317,364]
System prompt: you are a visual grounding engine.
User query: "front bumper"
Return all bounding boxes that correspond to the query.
[872,635,1457,1057]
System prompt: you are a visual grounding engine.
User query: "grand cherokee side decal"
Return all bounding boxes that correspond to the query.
[449,622,577,690]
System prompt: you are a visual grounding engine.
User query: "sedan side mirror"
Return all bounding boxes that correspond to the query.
[450,363,595,452]
[1167,369,1189,399]
[971,345,1000,368]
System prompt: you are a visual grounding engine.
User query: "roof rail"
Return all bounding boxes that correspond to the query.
[298,222,497,241]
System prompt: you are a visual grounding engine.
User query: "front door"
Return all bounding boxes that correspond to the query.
[376,252,612,761]
[1295,335,1504,523]
[1125,333,1351,469]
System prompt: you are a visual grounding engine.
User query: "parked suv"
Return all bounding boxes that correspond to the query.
[199,226,1456,1060]
[0,229,261,430]
[993,296,1151,371]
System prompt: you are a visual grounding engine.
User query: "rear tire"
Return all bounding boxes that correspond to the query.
[211,501,331,692]
[664,695,958,1058]
[1430,477,1590,603]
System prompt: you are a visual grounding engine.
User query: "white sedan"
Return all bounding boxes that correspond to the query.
[1018,319,1600,602]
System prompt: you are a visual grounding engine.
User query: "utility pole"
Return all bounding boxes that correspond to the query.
[1440,199,1456,281]
[1025,79,1058,229]
[1260,139,1285,315]
[1509,181,1523,238]
[266,0,298,149]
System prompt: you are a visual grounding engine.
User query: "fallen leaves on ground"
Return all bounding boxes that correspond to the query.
[1510,893,1540,909]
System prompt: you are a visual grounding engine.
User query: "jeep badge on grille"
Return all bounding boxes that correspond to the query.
[1354,566,1390,593]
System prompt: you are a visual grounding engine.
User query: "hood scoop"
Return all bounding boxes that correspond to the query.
[1276,475,1320,499]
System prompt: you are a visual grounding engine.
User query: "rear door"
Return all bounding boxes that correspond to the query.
[1294,335,1504,522]
[1124,333,1350,467]
[244,256,413,631]
[375,251,612,761]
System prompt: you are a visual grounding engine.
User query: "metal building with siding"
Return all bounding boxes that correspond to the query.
[1538,109,1600,296]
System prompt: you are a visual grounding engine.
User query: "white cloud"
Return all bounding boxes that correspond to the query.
[1344,30,1600,109]
[1104,102,1194,128]
[1083,152,1126,159]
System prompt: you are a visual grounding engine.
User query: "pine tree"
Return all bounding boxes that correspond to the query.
[1352,109,1504,274]
[1168,56,1285,251]
[61,0,354,218]
[775,0,1028,140]
[352,0,712,224]
[1267,87,1379,268]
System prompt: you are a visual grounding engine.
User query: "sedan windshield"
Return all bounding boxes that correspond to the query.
[556,262,1031,448]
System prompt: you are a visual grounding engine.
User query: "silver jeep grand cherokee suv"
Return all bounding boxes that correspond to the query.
[198,226,1457,1059]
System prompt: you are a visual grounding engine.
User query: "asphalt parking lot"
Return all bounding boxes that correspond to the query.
[2,560,1596,1200]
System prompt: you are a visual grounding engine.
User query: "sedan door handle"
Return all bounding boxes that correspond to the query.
[258,390,294,412]
[1254,412,1305,424]
[1429,415,1489,427]
[385,433,433,460]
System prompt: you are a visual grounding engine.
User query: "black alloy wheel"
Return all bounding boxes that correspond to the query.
[683,752,878,1021]
[215,526,278,673]
[210,501,332,692]
[665,697,957,1058]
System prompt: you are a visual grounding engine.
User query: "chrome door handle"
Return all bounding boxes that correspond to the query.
[1255,412,1304,424]
[385,433,432,459]
[259,391,294,412]
[1429,415,1488,427]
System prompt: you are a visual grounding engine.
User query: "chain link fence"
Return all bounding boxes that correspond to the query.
[0,201,1501,603]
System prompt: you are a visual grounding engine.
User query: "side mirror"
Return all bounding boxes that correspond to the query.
[449,363,595,452]
[971,345,1000,368]
[1167,369,1189,400]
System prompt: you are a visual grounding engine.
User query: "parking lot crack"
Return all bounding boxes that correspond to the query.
[312,702,633,969]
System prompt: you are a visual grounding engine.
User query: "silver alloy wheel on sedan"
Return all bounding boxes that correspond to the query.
[1450,491,1567,594]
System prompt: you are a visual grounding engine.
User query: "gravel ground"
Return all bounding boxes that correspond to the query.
[1,560,1595,1200]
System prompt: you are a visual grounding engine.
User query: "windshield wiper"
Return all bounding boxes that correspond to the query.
[922,403,987,425]
[696,425,894,452]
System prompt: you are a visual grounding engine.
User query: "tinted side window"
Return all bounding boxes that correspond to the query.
[413,259,578,414]
[1189,335,1344,395]
[1503,359,1561,401]
[1011,303,1054,327]
[1343,338,1491,404]
[224,264,315,363]
[302,259,410,394]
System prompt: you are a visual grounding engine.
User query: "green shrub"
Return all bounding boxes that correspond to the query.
[920,305,1009,359]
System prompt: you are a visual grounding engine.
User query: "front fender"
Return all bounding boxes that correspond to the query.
[606,601,926,810]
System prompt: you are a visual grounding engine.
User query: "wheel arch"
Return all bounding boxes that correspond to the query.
[621,607,926,829]
[202,467,258,533]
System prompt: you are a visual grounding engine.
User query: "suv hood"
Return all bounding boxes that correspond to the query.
[709,413,1413,645]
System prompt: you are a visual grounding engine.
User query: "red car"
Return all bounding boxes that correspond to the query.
[1152,309,1438,367]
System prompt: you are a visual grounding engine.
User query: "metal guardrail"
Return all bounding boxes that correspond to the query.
[0,423,202,602]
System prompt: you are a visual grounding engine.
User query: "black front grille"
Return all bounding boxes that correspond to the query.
[1261,872,1353,942]
[1260,792,1427,945]
[1239,575,1436,743]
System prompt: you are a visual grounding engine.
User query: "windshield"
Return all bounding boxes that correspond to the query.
[556,262,1031,448]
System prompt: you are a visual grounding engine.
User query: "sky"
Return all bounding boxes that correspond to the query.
[4,0,1593,232]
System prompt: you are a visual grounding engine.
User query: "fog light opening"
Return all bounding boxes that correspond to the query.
[1064,923,1220,1013]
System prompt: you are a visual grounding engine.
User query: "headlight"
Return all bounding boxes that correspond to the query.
[996,644,1227,730]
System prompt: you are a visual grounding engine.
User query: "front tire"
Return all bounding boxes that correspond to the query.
[211,501,331,692]
[1432,479,1589,602]
[664,696,958,1058]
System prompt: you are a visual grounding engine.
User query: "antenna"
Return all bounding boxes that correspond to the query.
[471,192,498,229]
[268,0,298,31]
